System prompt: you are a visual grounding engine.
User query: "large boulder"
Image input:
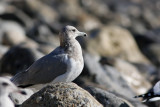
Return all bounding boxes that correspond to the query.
[22,82,103,107]
[0,45,44,75]
[87,25,150,64]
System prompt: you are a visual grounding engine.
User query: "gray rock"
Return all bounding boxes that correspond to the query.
[0,21,26,46]
[22,82,103,107]
[0,45,8,59]
[146,43,160,65]
[145,29,160,43]
[85,86,134,107]
[0,45,44,75]
[83,53,136,98]
[132,63,157,82]
[113,58,151,95]
[112,92,148,107]
[26,0,58,24]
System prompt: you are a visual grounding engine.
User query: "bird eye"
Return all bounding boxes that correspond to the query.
[72,29,76,32]
[2,82,8,86]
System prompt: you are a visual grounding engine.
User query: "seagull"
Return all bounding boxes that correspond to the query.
[11,25,87,87]
[134,81,160,102]
[0,77,26,107]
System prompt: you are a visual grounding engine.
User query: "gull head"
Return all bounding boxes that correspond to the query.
[60,25,87,39]
[0,77,26,96]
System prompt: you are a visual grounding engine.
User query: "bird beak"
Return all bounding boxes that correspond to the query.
[77,32,87,37]
[14,89,27,95]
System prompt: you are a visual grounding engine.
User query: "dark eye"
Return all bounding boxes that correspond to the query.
[72,29,76,32]
[2,82,8,86]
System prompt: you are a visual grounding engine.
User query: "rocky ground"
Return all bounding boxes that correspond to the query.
[0,0,160,107]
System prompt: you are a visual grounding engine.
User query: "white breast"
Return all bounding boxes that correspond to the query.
[0,96,15,107]
[52,55,84,83]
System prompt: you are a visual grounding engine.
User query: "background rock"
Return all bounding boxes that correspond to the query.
[0,21,26,46]
[85,86,134,107]
[87,25,150,64]
[0,45,44,75]
[80,53,136,98]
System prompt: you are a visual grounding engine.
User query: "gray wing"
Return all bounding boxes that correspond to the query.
[11,47,68,86]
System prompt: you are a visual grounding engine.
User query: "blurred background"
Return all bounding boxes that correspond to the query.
[0,0,160,106]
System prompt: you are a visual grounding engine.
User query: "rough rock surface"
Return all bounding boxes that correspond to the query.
[22,82,103,107]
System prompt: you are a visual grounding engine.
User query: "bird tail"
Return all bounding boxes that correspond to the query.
[10,71,27,86]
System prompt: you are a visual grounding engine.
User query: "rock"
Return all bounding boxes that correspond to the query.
[83,53,136,98]
[0,45,8,59]
[85,86,134,107]
[142,8,160,29]
[38,44,56,54]
[87,25,150,64]
[79,13,102,32]
[99,56,152,95]
[27,23,59,47]
[54,0,83,22]
[0,45,44,75]
[26,0,58,24]
[145,28,160,43]
[22,82,103,107]
[113,58,151,95]
[134,28,160,50]
[80,0,111,23]
[21,38,39,49]
[112,92,148,107]
[9,88,34,105]
[146,43,160,65]
[0,21,26,46]
[132,63,158,83]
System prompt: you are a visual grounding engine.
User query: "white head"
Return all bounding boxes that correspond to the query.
[59,25,87,46]
[0,77,26,96]
[61,25,87,38]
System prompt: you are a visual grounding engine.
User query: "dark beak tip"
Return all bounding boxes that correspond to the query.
[84,33,87,37]
[20,91,27,95]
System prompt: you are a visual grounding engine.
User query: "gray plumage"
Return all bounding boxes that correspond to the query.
[11,25,87,86]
